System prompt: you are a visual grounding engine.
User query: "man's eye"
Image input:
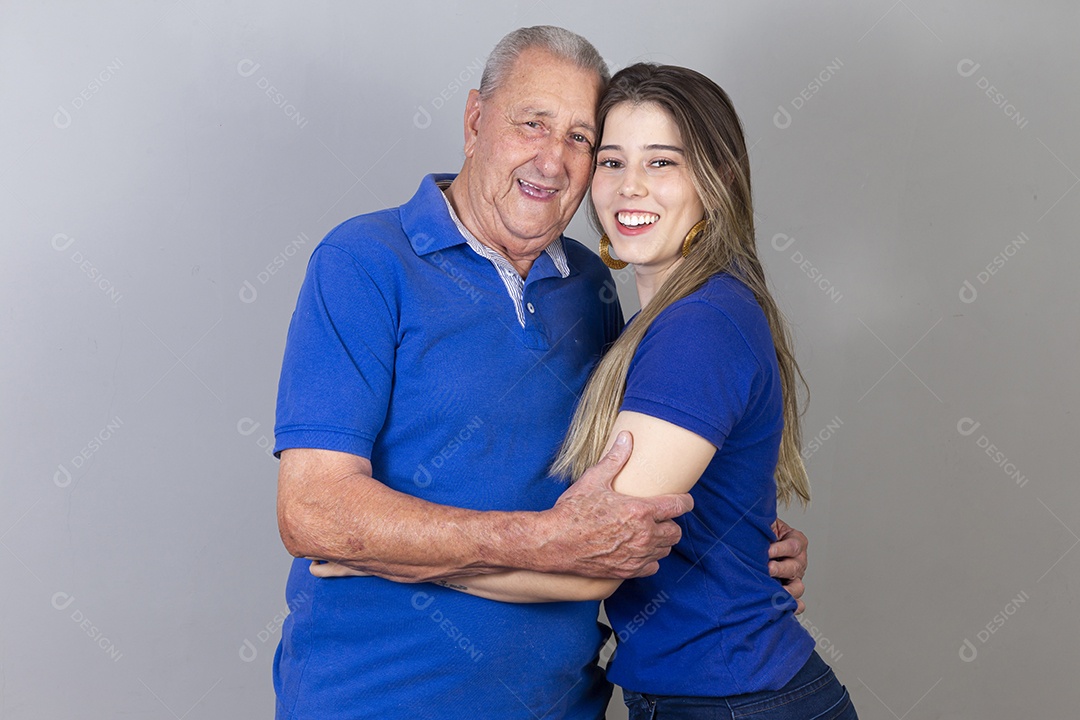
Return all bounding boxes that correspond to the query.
[571,133,592,145]
[524,121,542,129]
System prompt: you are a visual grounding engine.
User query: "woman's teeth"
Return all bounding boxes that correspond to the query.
[617,212,660,227]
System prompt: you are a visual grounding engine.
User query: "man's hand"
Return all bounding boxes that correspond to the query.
[537,432,694,579]
[769,518,808,614]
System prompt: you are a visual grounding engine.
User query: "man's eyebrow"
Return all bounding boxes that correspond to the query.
[517,106,596,135]
[596,143,685,153]
[519,106,554,118]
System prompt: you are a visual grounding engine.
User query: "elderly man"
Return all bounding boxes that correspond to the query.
[273,26,807,720]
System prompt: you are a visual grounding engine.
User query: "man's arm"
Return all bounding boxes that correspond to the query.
[309,418,811,608]
[278,432,694,583]
[307,412,712,598]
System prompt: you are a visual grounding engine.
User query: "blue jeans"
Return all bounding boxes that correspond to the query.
[622,651,857,719]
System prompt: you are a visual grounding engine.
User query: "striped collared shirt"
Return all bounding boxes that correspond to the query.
[439,189,571,327]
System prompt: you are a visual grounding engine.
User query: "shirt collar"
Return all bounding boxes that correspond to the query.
[400,174,469,256]
[438,188,570,281]
[401,174,570,280]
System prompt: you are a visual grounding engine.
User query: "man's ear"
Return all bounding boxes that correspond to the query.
[462,89,482,158]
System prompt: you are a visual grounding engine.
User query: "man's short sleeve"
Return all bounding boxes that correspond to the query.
[273,243,398,459]
[620,301,764,450]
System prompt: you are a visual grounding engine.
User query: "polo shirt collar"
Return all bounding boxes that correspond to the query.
[400,174,572,281]
[400,173,467,256]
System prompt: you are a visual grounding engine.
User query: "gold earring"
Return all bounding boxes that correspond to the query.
[599,234,628,270]
[682,219,707,257]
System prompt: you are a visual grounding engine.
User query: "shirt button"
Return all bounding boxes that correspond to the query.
[526,302,535,314]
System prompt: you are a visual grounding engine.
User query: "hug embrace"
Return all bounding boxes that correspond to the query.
[274,25,857,720]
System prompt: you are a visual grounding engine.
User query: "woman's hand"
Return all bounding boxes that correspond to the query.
[307,559,372,579]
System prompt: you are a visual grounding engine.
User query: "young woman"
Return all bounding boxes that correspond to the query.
[568,63,856,720]
[317,63,856,719]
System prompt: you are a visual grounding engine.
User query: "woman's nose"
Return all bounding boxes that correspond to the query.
[618,166,647,198]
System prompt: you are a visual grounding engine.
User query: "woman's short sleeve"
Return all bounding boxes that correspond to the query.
[620,300,766,450]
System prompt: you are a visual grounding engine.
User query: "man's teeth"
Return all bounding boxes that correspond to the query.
[519,180,556,195]
[618,212,660,227]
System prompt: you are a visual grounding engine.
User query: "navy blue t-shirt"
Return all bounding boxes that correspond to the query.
[272,175,622,719]
[604,273,816,696]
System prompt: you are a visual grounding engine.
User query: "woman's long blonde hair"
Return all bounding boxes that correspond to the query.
[551,63,810,507]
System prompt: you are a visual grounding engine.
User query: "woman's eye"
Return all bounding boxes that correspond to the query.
[650,158,675,168]
[596,158,622,169]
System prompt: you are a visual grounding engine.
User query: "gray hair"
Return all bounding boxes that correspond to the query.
[478,26,609,99]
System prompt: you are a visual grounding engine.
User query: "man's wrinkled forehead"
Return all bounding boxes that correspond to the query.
[491,48,601,120]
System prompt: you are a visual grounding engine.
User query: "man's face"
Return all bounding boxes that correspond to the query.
[460,47,602,261]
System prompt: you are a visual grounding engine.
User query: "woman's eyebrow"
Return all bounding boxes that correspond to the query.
[644,144,685,153]
[596,143,685,153]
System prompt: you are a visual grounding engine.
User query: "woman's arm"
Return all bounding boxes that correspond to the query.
[311,413,717,602]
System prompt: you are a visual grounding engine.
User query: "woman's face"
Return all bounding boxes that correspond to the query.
[591,102,705,276]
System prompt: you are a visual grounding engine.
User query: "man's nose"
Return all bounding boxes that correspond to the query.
[534,135,565,178]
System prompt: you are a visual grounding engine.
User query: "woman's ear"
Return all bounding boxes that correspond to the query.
[720,162,736,189]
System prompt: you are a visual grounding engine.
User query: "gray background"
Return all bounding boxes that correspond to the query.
[3,1,1076,718]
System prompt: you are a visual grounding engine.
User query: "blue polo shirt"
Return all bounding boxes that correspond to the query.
[272,174,622,719]
[604,273,816,696]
